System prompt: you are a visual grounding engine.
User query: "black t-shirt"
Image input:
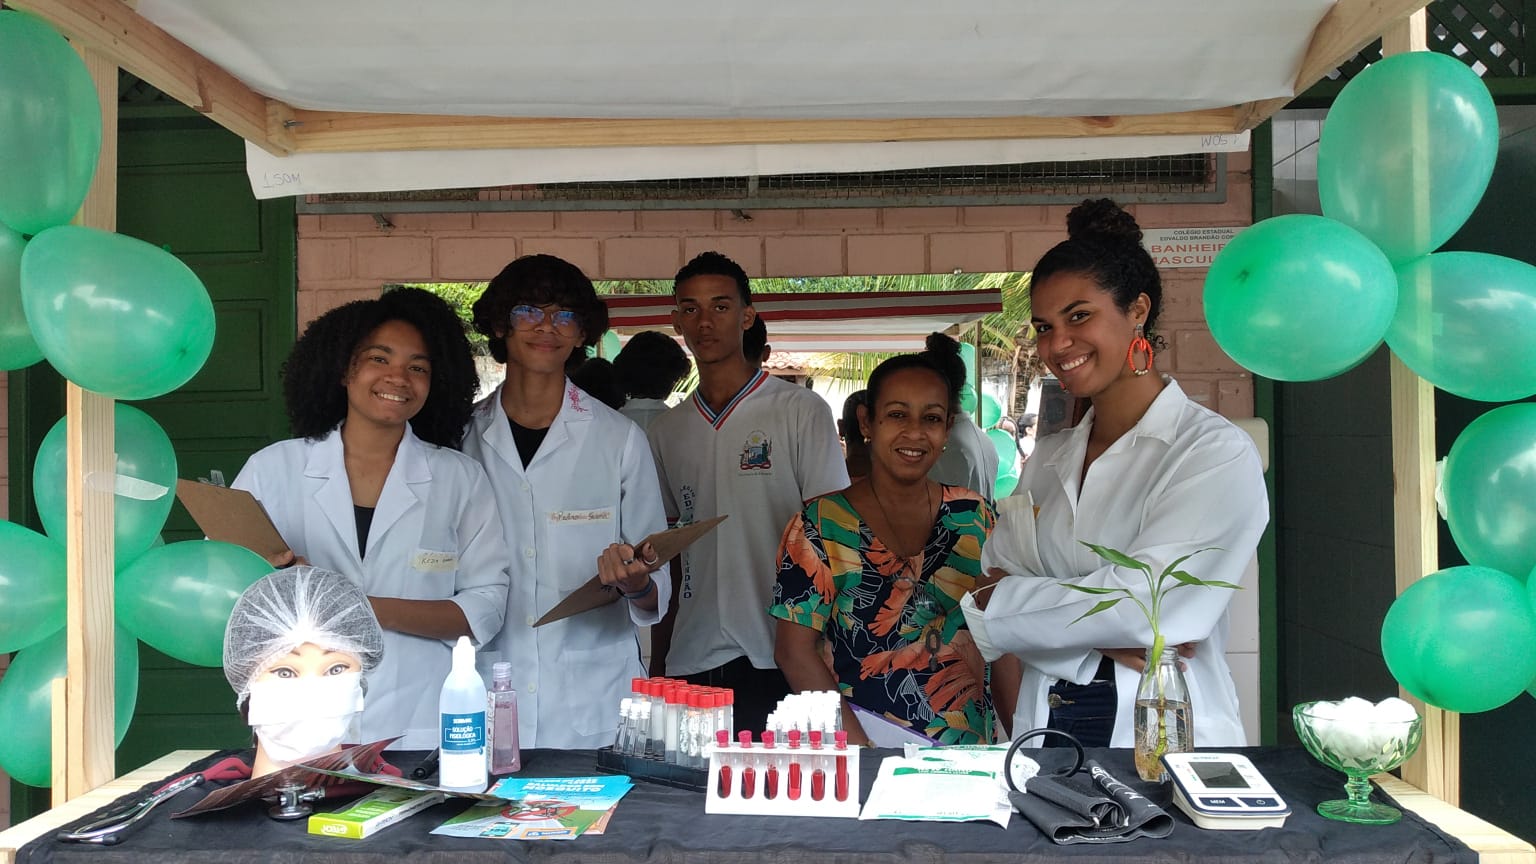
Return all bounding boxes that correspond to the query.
[354,504,375,559]
[508,416,549,468]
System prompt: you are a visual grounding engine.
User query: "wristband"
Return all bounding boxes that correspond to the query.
[621,578,656,601]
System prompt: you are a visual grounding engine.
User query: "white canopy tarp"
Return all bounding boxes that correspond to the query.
[116,0,1329,197]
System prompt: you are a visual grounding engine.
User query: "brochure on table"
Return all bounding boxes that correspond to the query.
[859,745,1015,827]
[431,775,635,840]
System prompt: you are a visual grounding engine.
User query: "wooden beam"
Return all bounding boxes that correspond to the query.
[10,0,292,156]
[58,44,119,803]
[1235,0,1433,130]
[278,106,1244,154]
[1378,9,1457,806]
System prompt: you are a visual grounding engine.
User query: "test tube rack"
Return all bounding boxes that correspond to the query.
[704,742,861,818]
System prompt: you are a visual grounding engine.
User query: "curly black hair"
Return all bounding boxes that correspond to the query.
[673,251,752,305]
[614,330,689,399]
[471,254,610,370]
[1033,198,1163,336]
[865,332,967,416]
[281,287,479,448]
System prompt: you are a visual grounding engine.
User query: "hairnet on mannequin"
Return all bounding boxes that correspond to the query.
[223,565,384,707]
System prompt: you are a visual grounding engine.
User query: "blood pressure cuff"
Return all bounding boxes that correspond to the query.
[1010,759,1175,844]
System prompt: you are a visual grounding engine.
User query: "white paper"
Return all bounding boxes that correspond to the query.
[859,746,1015,826]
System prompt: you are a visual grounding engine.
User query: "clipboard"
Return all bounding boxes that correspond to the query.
[533,515,727,627]
[174,479,291,562]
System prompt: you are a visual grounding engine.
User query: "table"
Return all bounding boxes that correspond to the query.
[2,747,1532,864]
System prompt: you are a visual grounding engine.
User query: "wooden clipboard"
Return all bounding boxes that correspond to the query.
[174,479,290,562]
[533,515,727,627]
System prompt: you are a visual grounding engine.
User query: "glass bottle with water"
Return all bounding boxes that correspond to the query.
[1133,645,1192,782]
[487,660,521,775]
[439,636,488,793]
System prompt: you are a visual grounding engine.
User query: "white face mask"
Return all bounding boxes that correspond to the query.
[246,672,365,766]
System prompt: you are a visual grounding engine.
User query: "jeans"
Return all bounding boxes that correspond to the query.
[1045,677,1117,748]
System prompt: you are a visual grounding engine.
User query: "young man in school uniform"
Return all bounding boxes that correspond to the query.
[647,252,849,733]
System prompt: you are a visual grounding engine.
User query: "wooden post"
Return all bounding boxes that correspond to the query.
[55,44,120,805]
[1379,10,1456,803]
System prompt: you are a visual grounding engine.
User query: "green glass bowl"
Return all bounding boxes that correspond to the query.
[1293,701,1423,825]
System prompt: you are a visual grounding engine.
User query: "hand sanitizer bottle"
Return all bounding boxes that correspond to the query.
[438,636,488,793]
[487,660,521,774]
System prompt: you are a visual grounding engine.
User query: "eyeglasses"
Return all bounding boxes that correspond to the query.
[510,305,581,336]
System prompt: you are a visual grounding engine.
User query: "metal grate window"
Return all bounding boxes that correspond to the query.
[308,154,1223,212]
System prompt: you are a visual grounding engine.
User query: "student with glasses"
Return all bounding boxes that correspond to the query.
[461,254,670,750]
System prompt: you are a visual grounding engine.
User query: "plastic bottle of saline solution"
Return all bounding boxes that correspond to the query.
[438,636,488,793]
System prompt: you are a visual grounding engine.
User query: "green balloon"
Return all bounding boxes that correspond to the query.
[959,342,977,383]
[116,540,271,667]
[33,403,178,571]
[0,11,102,236]
[1388,253,1536,403]
[1319,51,1498,263]
[985,427,1018,473]
[0,521,66,653]
[1382,565,1536,713]
[0,219,42,370]
[0,626,138,787]
[995,461,1021,499]
[20,225,215,400]
[980,393,1003,429]
[1204,215,1397,381]
[1443,404,1536,578]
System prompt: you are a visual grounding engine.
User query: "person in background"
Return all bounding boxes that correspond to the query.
[223,566,385,777]
[743,314,771,368]
[1016,412,1038,462]
[462,254,669,750]
[647,251,849,733]
[838,390,871,482]
[963,199,1267,748]
[614,330,691,432]
[929,404,999,505]
[773,334,1018,745]
[570,356,626,410]
[232,287,509,749]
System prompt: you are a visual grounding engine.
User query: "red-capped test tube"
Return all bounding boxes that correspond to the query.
[714,729,732,797]
[834,729,850,802]
[738,730,756,799]
[786,728,803,800]
[762,730,779,799]
[808,729,826,801]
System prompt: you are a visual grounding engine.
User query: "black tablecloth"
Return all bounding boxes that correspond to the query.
[20,746,1477,864]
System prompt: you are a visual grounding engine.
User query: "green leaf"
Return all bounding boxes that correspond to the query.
[1080,541,1151,573]
[1196,579,1243,590]
[1167,570,1241,591]
[1069,598,1123,625]
[1061,584,1125,596]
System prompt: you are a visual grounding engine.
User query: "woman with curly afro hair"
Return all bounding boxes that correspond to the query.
[231,287,511,750]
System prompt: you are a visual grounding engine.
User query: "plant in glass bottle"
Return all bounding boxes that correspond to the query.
[1063,542,1238,781]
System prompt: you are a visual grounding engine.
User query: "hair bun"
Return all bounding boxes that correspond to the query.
[922,332,967,391]
[1066,198,1142,246]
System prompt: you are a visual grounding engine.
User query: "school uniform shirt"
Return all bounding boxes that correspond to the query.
[619,397,670,433]
[647,371,850,675]
[960,378,1267,747]
[462,380,669,750]
[232,425,510,750]
[929,412,1000,505]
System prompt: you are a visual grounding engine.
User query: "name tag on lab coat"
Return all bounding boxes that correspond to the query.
[549,507,614,525]
[412,550,458,572]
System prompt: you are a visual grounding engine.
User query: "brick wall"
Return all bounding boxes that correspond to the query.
[296,150,1255,418]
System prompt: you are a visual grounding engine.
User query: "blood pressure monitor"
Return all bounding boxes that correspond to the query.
[1162,752,1290,829]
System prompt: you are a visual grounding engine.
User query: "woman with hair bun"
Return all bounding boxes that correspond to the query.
[772,333,1020,746]
[963,199,1267,749]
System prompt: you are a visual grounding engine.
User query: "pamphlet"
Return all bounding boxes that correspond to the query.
[430,775,634,840]
[858,745,1014,827]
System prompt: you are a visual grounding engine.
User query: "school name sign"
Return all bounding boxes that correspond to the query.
[1141,227,1240,268]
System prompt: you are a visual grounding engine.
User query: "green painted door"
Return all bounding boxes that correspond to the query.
[7,101,294,817]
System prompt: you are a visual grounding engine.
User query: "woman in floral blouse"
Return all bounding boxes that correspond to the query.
[771,334,1019,745]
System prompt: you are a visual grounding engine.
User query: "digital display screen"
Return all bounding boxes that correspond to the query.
[1191,761,1249,789]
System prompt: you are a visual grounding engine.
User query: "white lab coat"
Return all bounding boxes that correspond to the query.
[461,380,669,750]
[232,425,510,750]
[962,379,1267,747]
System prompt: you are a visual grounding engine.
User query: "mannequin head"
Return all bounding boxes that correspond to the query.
[223,566,384,776]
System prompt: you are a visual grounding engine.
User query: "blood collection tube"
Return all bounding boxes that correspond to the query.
[834,729,850,802]
[786,728,803,800]
[714,729,733,797]
[738,730,756,799]
[808,729,826,801]
[762,730,779,800]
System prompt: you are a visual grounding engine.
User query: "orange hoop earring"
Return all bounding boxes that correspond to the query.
[1127,325,1153,376]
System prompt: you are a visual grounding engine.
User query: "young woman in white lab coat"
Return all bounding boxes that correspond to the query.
[233,288,510,750]
[461,254,669,751]
[962,200,1267,749]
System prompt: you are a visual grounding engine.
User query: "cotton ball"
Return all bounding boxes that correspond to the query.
[1373,697,1418,724]
[1330,698,1378,765]
[1367,697,1420,754]
[1304,700,1342,752]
